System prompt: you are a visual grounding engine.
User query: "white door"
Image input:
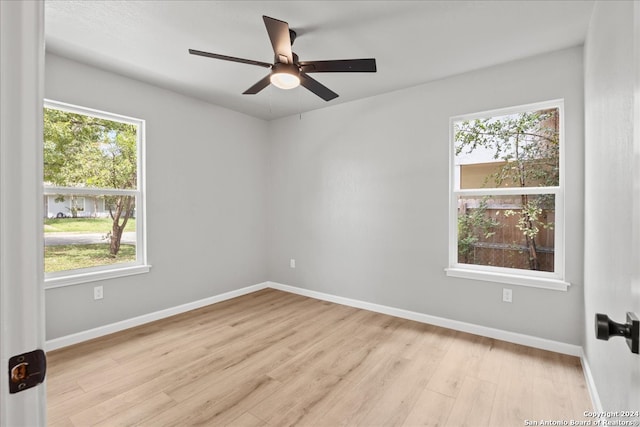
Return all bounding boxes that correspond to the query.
[584,0,640,413]
[0,1,47,425]
[632,2,640,411]
[617,1,640,412]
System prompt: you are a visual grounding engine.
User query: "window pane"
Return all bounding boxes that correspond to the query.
[44,103,142,279]
[454,108,559,190]
[44,108,138,190]
[44,194,137,273]
[457,194,555,272]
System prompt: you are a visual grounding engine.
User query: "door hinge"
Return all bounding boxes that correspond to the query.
[8,349,46,393]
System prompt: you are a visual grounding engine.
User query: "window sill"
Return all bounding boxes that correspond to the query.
[445,267,569,291]
[45,264,151,289]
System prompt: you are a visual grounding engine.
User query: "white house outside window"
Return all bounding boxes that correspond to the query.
[446,100,568,290]
[44,100,149,287]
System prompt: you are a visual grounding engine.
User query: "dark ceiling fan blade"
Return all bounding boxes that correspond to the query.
[299,73,338,101]
[263,16,293,64]
[243,74,272,95]
[188,49,272,68]
[299,58,377,73]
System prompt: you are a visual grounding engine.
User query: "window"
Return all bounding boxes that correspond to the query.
[44,100,149,287]
[73,196,85,213]
[446,100,568,290]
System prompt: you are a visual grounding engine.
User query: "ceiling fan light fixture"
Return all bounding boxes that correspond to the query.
[270,63,300,90]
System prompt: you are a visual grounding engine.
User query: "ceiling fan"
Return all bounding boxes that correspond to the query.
[188,15,377,101]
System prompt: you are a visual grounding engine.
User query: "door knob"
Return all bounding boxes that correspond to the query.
[595,312,639,354]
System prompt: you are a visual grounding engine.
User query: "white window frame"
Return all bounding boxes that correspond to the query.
[445,99,569,291]
[73,196,85,212]
[44,99,150,288]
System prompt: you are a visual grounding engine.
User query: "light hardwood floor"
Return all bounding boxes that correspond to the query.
[47,288,592,426]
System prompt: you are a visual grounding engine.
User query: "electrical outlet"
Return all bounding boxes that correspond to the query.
[94,285,103,300]
[502,288,512,303]
[290,259,296,269]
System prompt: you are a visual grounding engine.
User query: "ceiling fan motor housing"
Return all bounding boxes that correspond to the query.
[272,62,299,75]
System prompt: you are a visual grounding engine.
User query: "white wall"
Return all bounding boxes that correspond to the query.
[267,46,585,344]
[583,1,639,411]
[45,53,269,339]
[45,45,587,347]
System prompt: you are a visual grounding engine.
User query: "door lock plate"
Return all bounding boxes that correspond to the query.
[626,312,639,354]
[8,349,46,393]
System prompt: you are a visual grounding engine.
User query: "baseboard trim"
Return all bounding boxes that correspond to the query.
[45,282,270,351]
[267,281,583,357]
[46,279,584,359]
[580,350,603,411]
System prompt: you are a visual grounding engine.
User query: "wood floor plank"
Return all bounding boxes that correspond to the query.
[147,374,282,426]
[354,354,441,426]
[289,351,409,426]
[46,288,592,426]
[488,341,538,425]
[75,341,214,393]
[531,376,574,421]
[48,387,120,426]
[225,411,267,427]
[566,363,594,420]
[472,338,506,384]
[79,392,176,427]
[403,388,455,427]
[47,417,75,427]
[425,331,491,398]
[248,372,345,425]
[45,375,86,407]
[266,311,384,383]
[445,376,497,427]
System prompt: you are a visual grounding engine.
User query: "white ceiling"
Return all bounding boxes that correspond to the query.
[45,0,595,120]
